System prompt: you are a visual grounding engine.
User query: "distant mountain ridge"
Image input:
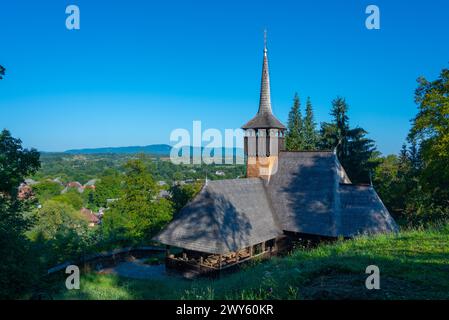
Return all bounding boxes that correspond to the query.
[64,144,172,155]
[64,144,244,157]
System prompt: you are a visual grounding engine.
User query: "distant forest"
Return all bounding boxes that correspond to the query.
[32,153,245,185]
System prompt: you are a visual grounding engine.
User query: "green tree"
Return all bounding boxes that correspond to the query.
[320,98,377,183]
[373,154,400,211]
[0,129,40,299]
[102,159,173,245]
[0,65,5,79]
[0,129,40,197]
[32,180,63,202]
[344,127,378,183]
[285,93,303,150]
[302,97,319,150]
[320,97,349,153]
[91,172,122,209]
[53,190,84,210]
[409,68,449,203]
[400,67,449,225]
[170,182,203,214]
[30,200,85,241]
[30,200,100,266]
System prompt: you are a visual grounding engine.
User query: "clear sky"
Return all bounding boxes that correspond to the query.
[1,0,448,154]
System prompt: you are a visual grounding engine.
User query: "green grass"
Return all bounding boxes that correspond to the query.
[56,224,449,300]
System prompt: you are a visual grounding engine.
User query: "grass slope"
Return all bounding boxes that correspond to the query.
[58,224,449,300]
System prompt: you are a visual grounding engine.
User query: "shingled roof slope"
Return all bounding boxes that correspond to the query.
[153,178,282,254]
[265,151,397,237]
[339,184,398,236]
[242,112,286,130]
[266,151,339,236]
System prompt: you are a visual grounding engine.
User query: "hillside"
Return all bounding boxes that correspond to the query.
[64,145,246,158]
[64,144,172,155]
[57,224,449,300]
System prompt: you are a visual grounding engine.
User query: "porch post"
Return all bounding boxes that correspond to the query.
[166,245,171,257]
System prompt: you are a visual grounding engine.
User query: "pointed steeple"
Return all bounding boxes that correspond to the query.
[258,29,272,115]
[242,30,286,130]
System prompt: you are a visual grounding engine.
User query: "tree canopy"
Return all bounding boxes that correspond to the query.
[301,97,319,150]
[409,68,449,202]
[0,129,40,196]
[320,97,377,183]
[285,93,303,151]
[0,65,5,80]
[102,158,173,245]
[0,130,41,299]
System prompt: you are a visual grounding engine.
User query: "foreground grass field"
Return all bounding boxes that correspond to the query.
[57,224,449,300]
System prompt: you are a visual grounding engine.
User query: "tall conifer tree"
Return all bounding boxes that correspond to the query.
[302,97,319,150]
[285,93,303,150]
[320,97,377,183]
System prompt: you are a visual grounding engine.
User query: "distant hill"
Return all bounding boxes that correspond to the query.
[64,144,244,158]
[64,144,172,155]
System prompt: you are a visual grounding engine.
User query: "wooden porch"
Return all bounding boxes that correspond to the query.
[165,239,279,277]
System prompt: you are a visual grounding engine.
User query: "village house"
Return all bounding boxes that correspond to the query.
[17,182,33,200]
[62,181,84,194]
[83,179,97,190]
[80,208,101,227]
[154,37,398,276]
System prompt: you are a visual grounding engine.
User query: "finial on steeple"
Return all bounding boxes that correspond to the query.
[264,28,267,54]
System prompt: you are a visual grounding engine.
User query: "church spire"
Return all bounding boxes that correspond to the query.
[258,29,272,115]
[241,31,286,130]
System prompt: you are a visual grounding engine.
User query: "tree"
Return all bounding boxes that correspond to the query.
[170,182,202,214]
[320,97,349,153]
[29,200,100,266]
[0,65,5,79]
[0,129,40,299]
[30,200,85,241]
[285,93,303,150]
[0,129,40,197]
[91,172,122,209]
[53,190,84,210]
[320,97,377,183]
[102,159,173,245]
[344,127,378,183]
[32,180,63,202]
[373,154,400,210]
[302,97,319,150]
[408,68,449,203]
[397,67,449,225]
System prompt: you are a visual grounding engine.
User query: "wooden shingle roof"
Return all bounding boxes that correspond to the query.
[153,178,282,254]
[154,151,398,252]
[266,152,398,237]
[266,152,339,236]
[339,184,398,236]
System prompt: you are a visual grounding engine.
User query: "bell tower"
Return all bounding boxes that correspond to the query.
[242,31,286,179]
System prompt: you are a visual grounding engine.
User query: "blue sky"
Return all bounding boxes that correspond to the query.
[1,0,448,154]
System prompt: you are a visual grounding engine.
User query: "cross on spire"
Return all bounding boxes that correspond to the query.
[264,28,267,54]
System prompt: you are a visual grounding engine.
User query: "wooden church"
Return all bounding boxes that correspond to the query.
[154,36,397,276]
